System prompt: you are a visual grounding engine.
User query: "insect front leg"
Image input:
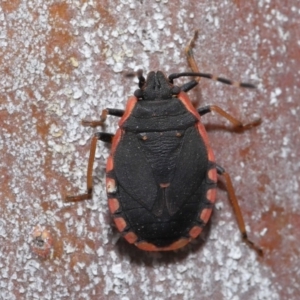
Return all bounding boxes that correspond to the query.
[198,105,261,130]
[65,132,114,202]
[173,30,257,93]
[185,30,201,79]
[82,108,124,127]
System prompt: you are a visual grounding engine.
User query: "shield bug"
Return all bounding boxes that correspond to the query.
[66,31,262,256]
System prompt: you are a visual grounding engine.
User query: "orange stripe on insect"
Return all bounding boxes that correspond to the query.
[135,241,158,251]
[106,155,114,172]
[111,129,122,155]
[108,198,120,214]
[200,208,213,223]
[208,168,217,182]
[114,217,127,232]
[196,122,215,162]
[124,232,138,244]
[118,96,138,126]
[189,226,203,239]
[206,188,217,203]
[136,238,190,251]
[177,91,200,120]
[160,183,170,188]
[178,89,216,164]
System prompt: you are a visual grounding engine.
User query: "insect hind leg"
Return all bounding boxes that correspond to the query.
[216,164,263,256]
[65,132,114,202]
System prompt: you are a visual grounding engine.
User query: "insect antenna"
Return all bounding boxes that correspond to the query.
[168,72,256,89]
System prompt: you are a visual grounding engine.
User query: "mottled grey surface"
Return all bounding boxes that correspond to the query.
[0,0,299,299]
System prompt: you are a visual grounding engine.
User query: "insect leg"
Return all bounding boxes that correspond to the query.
[185,30,201,78]
[82,108,124,127]
[176,30,200,92]
[198,105,261,130]
[216,164,263,256]
[171,30,256,92]
[65,132,114,202]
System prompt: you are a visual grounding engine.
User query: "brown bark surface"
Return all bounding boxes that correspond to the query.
[0,1,299,299]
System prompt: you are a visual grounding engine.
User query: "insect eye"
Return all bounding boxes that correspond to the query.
[171,86,181,96]
[134,89,144,99]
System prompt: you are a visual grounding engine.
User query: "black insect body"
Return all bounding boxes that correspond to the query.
[66,32,262,255]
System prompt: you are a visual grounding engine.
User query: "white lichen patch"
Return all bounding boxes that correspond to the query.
[0,0,298,299]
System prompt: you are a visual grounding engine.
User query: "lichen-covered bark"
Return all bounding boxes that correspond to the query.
[0,0,299,299]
